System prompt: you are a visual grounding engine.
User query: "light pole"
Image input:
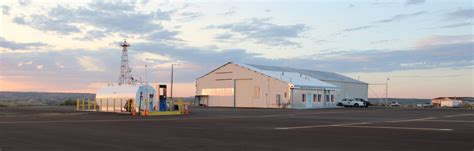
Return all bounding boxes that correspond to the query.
[145,64,148,110]
[386,77,389,106]
[171,64,173,99]
[170,63,179,99]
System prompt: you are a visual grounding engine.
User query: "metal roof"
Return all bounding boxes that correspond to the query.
[245,64,368,84]
[239,63,338,89]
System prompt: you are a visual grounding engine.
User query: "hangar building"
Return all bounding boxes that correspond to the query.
[195,62,368,109]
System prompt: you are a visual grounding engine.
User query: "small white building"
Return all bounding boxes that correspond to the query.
[196,62,367,109]
[432,97,463,108]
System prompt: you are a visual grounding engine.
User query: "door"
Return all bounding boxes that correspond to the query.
[276,94,281,108]
[235,79,253,107]
[306,93,312,108]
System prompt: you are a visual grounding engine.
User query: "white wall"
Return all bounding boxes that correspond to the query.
[324,81,368,101]
[291,89,337,109]
[196,63,292,108]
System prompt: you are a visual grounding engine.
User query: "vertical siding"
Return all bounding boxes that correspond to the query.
[196,63,291,108]
[324,81,368,101]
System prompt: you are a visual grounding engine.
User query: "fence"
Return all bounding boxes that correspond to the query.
[76,98,190,115]
[75,98,138,112]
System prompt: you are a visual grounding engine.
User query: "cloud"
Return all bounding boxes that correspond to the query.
[207,18,308,46]
[18,0,31,6]
[306,41,473,72]
[314,40,328,44]
[341,25,374,32]
[370,39,396,44]
[375,11,426,23]
[55,62,65,68]
[17,61,33,67]
[405,0,426,5]
[413,35,473,47]
[155,9,172,21]
[36,64,44,70]
[77,56,105,72]
[214,33,234,39]
[348,4,355,8]
[177,12,202,22]
[223,7,236,16]
[2,5,10,15]
[0,37,49,50]
[134,52,172,63]
[133,34,473,75]
[1,34,472,87]
[13,14,82,35]
[144,30,182,42]
[12,1,170,36]
[444,8,474,21]
[74,30,110,41]
[439,22,473,28]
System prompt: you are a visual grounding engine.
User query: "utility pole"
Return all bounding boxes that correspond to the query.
[170,63,180,100]
[386,77,390,106]
[145,64,148,110]
[170,64,174,99]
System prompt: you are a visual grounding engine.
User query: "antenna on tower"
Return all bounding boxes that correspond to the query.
[118,39,134,85]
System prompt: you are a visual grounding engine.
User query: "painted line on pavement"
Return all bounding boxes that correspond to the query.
[421,120,474,123]
[443,114,474,118]
[385,117,437,123]
[274,122,370,130]
[0,108,406,124]
[338,125,453,131]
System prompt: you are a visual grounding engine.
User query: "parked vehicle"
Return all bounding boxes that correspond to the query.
[390,102,400,107]
[337,98,367,107]
[354,98,370,107]
[416,103,433,108]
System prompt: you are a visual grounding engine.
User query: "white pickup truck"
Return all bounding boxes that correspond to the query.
[337,98,367,107]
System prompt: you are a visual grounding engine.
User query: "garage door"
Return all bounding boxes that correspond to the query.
[235,79,253,107]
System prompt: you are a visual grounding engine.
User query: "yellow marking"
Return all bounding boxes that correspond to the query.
[106,98,109,112]
[87,98,90,110]
[93,98,96,111]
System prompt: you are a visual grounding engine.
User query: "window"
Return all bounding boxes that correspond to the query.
[253,86,260,99]
[284,92,287,98]
[318,94,321,102]
[302,94,306,102]
[276,94,281,105]
[331,95,335,102]
[313,94,317,102]
[326,95,330,102]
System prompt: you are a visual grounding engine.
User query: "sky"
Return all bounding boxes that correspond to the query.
[0,0,472,98]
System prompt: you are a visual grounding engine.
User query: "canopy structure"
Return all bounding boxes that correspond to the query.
[96,84,156,112]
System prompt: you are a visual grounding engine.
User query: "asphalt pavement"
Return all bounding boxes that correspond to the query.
[0,106,473,151]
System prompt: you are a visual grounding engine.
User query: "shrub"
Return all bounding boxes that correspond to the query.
[60,99,76,106]
[461,102,473,109]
